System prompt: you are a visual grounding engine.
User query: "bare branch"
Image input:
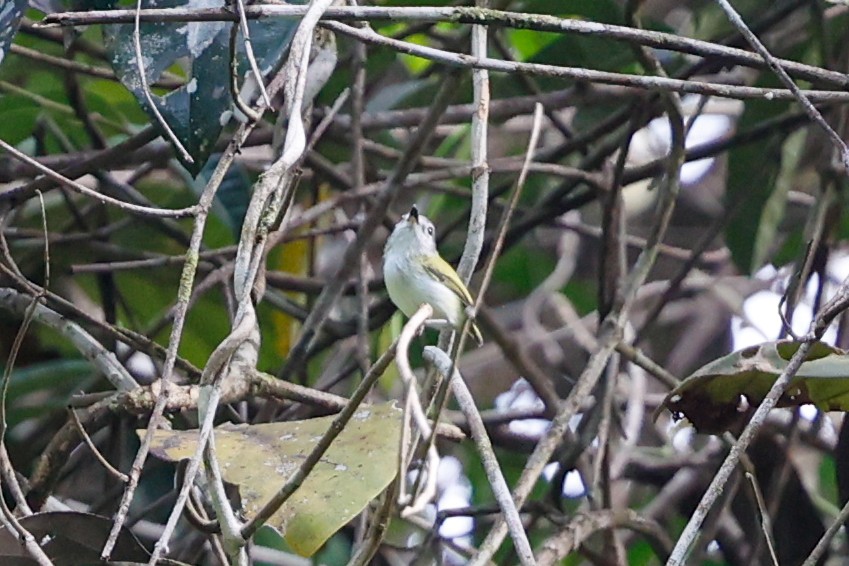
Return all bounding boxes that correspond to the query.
[424,345,535,566]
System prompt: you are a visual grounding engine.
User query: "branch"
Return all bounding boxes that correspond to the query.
[0,127,159,208]
[712,0,849,171]
[424,345,535,566]
[130,0,193,164]
[0,140,197,218]
[0,288,138,392]
[456,0,490,284]
[37,6,849,89]
[277,72,461,381]
[326,21,849,104]
[535,509,673,565]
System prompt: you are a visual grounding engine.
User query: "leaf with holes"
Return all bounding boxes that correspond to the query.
[144,402,402,556]
[661,341,849,434]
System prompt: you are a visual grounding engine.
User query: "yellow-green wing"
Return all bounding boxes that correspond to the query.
[423,254,474,305]
[423,254,484,345]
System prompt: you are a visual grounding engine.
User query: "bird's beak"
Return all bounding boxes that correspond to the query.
[408,205,419,224]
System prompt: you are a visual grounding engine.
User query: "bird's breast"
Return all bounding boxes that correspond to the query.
[383,255,462,324]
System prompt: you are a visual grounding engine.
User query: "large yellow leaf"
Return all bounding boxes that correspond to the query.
[144,402,402,556]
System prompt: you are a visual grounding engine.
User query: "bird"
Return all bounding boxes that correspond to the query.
[383,205,483,345]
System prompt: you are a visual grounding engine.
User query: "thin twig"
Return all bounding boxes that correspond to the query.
[0,127,159,207]
[324,21,849,103]
[0,231,50,562]
[0,194,54,516]
[132,0,193,164]
[424,346,535,566]
[229,24,262,123]
[348,480,397,566]
[475,103,544,314]
[277,72,461,382]
[35,5,849,87]
[351,26,371,378]
[475,104,561,415]
[802,489,849,565]
[713,0,849,171]
[234,0,272,107]
[0,139,197,218]
[615,343,679,390]
[0,445,29,515]
[743,471,779,566]
[0,295,38,516]
[535,509,673,565]
[240,318,414,539]
[69,408,129,483]
[9,43,181,88]
[251,369,464,440]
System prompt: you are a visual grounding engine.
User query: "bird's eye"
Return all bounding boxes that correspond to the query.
[427,226,434,236]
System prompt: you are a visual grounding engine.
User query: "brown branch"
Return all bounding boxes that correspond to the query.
[37,6,849,89]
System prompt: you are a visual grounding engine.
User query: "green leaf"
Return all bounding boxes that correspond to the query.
[103,0,304,174]
[0,94,39,145]
[751,129,807,270]
[508,0,632,73]
[661,341,849,433]
[186,153,252,237]
[725,100,788,273]
[6,360,94,429]
[7,359,92,396]
[145,402,402,556]
[366,78,430,113]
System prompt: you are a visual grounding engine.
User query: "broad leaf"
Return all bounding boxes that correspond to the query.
[103,0,304,174]
[725,99,789,273]
[662,341,849,433]
[186,153,252,236]
[0,96,38,147]
[6,359,94,428]
[751,129,807,270]
[0,0,26,69]
[146,402,403,556]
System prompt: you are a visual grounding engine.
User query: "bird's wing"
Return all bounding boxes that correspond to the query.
[423,254,475,306]
[424,254,484,345]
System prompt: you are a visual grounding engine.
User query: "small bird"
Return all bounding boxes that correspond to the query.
[383,205,483,345]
